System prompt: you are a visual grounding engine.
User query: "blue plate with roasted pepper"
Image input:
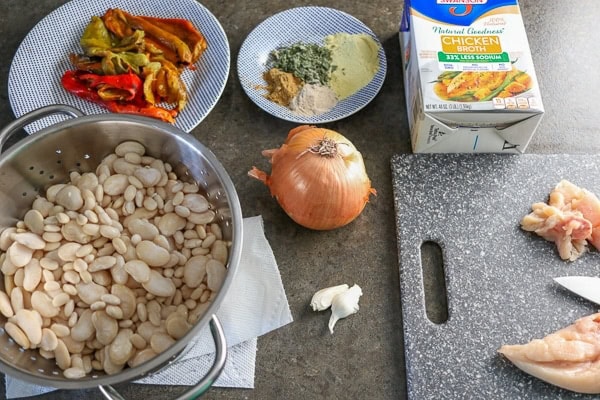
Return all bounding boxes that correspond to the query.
[8,0,230,133]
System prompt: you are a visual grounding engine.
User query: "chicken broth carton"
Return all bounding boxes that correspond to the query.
[399,0,544,153]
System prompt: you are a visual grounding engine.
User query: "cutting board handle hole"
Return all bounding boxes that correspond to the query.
[420,241,449,324]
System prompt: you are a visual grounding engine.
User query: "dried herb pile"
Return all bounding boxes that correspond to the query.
[269,43,335,86]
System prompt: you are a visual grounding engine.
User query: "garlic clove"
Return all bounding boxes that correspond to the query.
[328,284,362,334]
[310,284,350,311]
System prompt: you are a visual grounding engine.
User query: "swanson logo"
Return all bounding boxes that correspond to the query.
[437,0,487,16]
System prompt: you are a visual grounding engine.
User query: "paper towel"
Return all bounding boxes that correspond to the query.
[5,215,292,398]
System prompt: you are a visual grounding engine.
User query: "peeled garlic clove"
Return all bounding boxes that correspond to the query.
[328,284,362,334]
[310,284,350,311]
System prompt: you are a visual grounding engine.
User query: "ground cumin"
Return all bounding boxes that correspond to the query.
[263,68,303,106]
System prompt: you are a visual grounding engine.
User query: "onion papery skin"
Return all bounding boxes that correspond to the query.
[249,126,376,230]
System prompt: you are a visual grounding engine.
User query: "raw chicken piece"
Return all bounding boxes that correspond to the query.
[521,202,592,261]
[550,180,600,250]
[499,313,600,394]
[521,179,600,261]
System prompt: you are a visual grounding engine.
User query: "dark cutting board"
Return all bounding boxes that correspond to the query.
[391,153,600,400]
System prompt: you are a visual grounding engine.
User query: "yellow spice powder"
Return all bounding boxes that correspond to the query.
[263,68,303,106]
[324,33,380,100]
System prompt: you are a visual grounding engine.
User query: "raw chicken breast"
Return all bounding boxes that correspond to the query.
[521,180,600,261]
[521,202,591,261]
[551,180,600,250]
[499,313,600,394]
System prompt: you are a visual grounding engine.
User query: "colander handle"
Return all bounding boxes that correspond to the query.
[98,315,227,400]
[0,104,84,153]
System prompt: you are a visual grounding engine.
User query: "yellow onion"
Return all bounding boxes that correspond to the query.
[249,125,376,230]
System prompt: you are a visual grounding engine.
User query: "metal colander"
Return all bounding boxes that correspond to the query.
[0,105,242,399]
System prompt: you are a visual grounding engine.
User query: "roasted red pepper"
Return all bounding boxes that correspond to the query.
[62,70,141,101]
[61,70,177,123]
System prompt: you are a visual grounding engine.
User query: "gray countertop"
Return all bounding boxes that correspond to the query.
[0,1,599,399]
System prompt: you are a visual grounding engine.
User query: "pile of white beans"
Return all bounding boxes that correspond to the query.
[0,141,229,379]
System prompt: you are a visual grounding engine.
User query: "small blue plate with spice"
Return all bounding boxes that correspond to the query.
[237,6,387,124]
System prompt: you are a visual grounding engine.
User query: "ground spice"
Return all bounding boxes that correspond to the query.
[324,33,380,100]
[289,84,338,116]
[263,67,303,106]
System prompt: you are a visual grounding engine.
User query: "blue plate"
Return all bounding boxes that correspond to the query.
[8,0,230,133]
[237,7,387,124]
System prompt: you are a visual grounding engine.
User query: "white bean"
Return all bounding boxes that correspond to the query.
[134,167,162,187]
[129,333,147,350]
[172,191,184,206]
[101,294,121,306]
[64,299,75,318]
[110,262,129,285]
[135,241,170,267]
[211,240,228,265]
[89,256,117,273]
[0,227,16,251]
[1,255,18,276]
[137,303,148,322]
[100,225,120,239]
[124,260,151,283]
[103,174,129,196]
[55,339,71,370]
[166,315,191,340]
[12,232,45,250]
[51,323,70,338]
[146,300,161,327]
[187,210,215,225]
[57,243,81,262]
[201,233,216,249]
[76,281,108,305]
[150,332,175,354]
[128,348,157,368]
[91,301,106,311]
[111,285,136,319]
[40,257,59,270]
[8,242,34,267]
[52,292,70,308]
[63,367,86,379]
[40,327,59,351]
[10,287,24,313]
[55,185,83,211]
[92,310,118,345]
[99,349,120,375]
[23,259,42,292]
[106,305,123,320]
[206,259,227,291]
[31,291,60,318]
[115,141,145,157]
[183,255,208,288]
[156,213,186,237]
[112,237,127,254]
[71,309,94,342]
[73,259,88,273]
[182,193,210,213]
[75,244,94,258]
[62,284,77,296]
[109,329,133,365]
[5,321,30,349]
[15,309,42,345]
[0,290,14,317]
[142,271,176,298]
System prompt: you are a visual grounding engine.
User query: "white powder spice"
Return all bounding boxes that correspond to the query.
[289,84,338,116]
